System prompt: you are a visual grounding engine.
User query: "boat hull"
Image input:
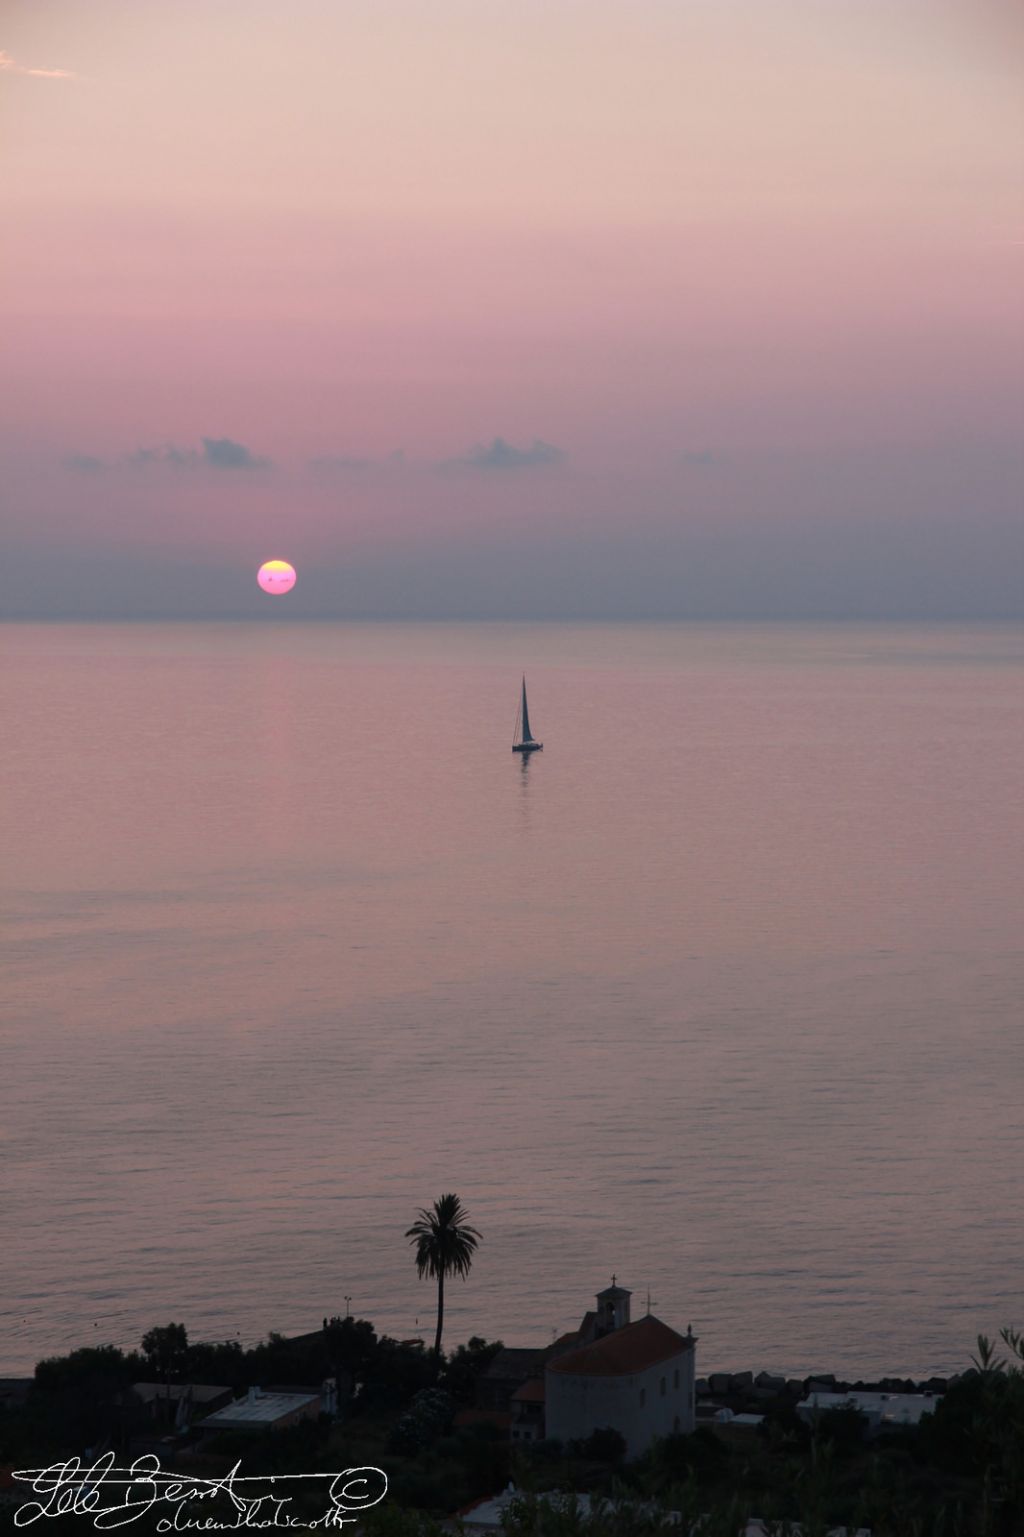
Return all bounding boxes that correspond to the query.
[512,741,543,753]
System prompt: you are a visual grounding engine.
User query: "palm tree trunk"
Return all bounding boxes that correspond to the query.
[434,1269,445,1359]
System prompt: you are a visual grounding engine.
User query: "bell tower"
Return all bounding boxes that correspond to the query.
[595,1276,631,1336]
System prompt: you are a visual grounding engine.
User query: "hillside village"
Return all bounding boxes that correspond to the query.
[2,1279,1020,1534]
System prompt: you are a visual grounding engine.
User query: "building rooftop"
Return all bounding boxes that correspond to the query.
[456,1489,632,1531]
[201,1389,320,1428]
[457,1488,578,1530]
[456,1488,867,1534]
[132,1383,230,1405]
[546,1329,584,1358]
[511,1377,546,1404]
[797,1391,941,1427]
[482,1347,545,1379]
[547,1315,693,1378]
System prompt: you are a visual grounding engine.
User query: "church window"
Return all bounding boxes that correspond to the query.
[674,1369,680,1389]
[639,1388,646,1407]
[660,1377,666,1396]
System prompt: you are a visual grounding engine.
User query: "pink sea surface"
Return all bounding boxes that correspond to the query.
[3,622,1021,1377]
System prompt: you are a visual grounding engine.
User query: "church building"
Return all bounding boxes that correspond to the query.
[504,1281,697,1460]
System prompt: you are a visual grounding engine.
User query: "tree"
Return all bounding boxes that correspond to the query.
[405,1193,481,1359]
[444,1335,504,1403]
[141,1322,189,1384]
[568,1426,627,1464]
[323,1314,379,1401]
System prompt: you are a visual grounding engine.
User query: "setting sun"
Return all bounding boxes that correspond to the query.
[257,559,297,595]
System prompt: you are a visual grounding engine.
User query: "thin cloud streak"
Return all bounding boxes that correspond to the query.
[61,453,106,473]
[62,438,273,472]
[307,451,406,475]
[440,438,565,472]
[0,49,76,79]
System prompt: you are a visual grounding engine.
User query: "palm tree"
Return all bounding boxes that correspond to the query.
[406,1193,481,1360]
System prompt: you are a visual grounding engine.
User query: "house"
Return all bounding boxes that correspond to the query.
[796,1389,942,1434]
[509,1377,545,1443]
[131,1382,233,1426]
[477,1348,546,1412]
[198,1383,331,1434]
[543,1282,697,1460]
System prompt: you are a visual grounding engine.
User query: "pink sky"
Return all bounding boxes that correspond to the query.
[2,0,1022,616]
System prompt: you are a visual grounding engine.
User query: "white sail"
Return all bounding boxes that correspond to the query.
[520,677,534,743]
[512,676,542,752]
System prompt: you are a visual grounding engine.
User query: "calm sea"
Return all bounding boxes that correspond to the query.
[3,622,1022,1379]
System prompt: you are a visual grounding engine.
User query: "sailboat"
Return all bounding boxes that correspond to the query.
[512,676,543,753]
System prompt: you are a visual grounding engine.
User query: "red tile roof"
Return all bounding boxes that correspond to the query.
[546,1316,692,1378]
[511,1377,546,1403]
